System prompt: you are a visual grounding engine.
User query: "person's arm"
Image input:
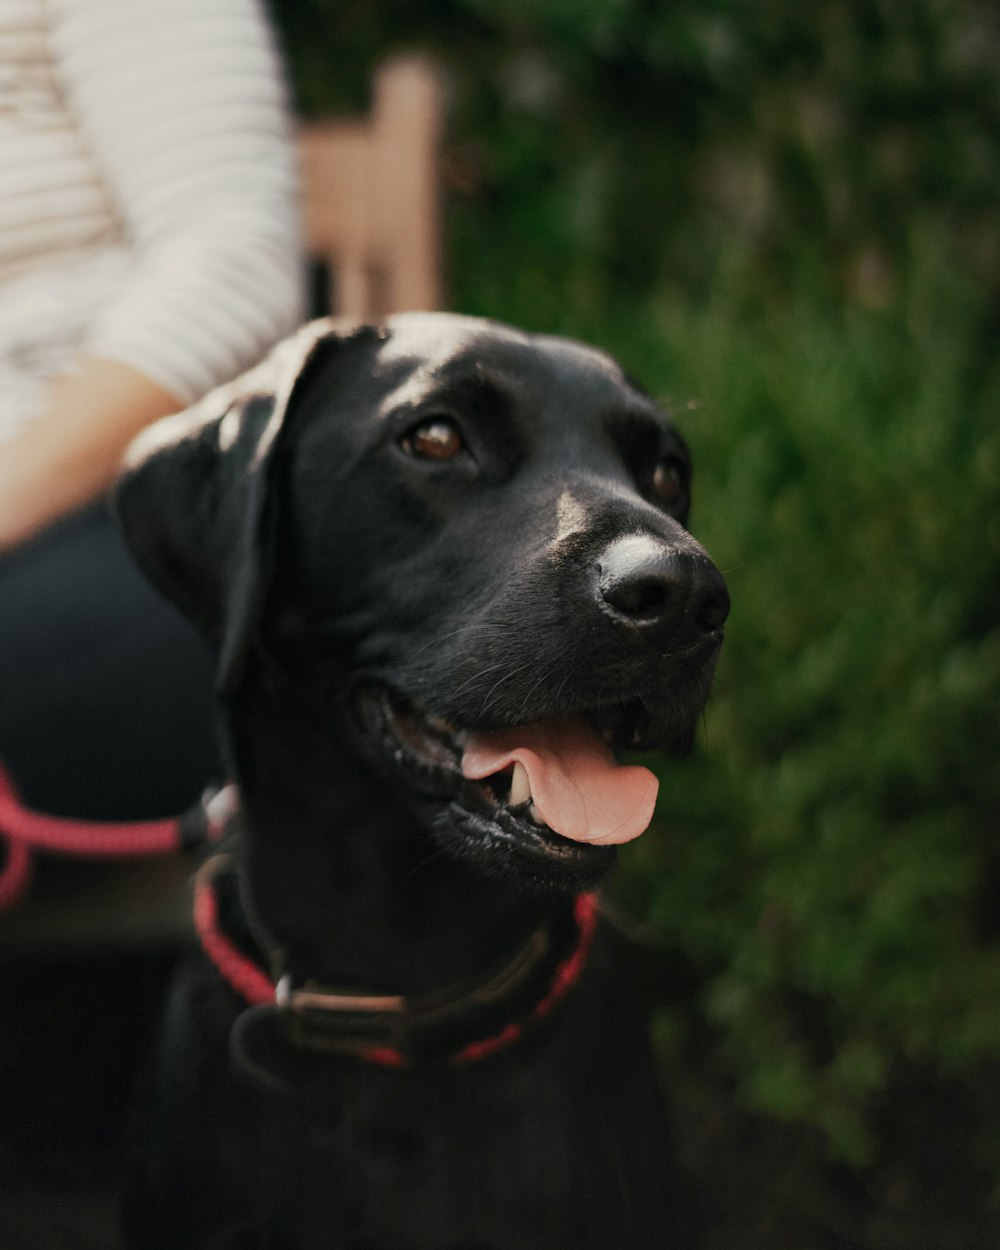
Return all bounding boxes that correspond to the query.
[0,357,180,551]
[0,0,305,550]
[51,0,304,406]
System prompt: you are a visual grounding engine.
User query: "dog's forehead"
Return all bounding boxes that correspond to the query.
[375,312,631,408]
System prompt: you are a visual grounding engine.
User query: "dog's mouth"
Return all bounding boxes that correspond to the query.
[355,684,666,888]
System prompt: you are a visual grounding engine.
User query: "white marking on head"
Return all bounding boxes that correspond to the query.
[375,314,489,416]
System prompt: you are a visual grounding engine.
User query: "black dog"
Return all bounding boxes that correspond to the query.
[116,314,728,1250]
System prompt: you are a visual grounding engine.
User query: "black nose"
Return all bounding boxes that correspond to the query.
[596,535,730,646]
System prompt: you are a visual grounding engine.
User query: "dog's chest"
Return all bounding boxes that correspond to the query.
[197,970,684,1250]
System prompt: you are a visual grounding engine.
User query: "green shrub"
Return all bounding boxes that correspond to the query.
[609,248,1000,1164]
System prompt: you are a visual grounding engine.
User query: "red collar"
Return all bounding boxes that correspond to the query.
[193,857,598,1069]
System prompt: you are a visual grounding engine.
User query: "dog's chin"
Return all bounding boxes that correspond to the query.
[430,802,617,894]
[351,682,690,893]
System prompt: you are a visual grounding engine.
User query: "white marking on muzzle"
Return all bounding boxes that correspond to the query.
[553,489,589,544]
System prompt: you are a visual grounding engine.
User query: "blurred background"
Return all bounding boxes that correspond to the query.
[269,0,999,1243]
[2,0,997,1246]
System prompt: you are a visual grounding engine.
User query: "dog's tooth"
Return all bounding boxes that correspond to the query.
[528,803,546,827]
[509,761,531,808]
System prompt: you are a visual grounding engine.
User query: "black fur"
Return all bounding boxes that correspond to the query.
[116,314,728,1249]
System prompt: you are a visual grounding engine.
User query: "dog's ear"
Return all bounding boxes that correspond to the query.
[115,319,377,698]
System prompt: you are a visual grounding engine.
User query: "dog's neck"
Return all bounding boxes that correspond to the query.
[224,669,563,997]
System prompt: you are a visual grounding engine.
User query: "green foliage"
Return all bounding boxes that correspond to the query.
[612,250,1000,1163]
[271,0,1000,1177]
[273,0,1000,314]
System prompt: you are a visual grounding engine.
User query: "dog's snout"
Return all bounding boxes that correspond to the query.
[596,535,729,645]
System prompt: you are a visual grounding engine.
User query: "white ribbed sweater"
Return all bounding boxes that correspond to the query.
[0,0,304,433]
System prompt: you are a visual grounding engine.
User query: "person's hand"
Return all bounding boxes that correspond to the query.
[0,357,180,552]
[0,425,59,551]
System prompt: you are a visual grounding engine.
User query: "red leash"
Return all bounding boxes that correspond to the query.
[0,761,229,912]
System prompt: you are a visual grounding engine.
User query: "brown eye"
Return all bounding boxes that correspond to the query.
[400,418,465,461]
[652,457,685,506]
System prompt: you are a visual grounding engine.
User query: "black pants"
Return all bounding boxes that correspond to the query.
[0,504,222,821]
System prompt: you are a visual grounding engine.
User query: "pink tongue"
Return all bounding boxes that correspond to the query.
[460,716,658,845]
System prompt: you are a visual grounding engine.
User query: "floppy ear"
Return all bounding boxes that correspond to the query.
[114,319,375,699]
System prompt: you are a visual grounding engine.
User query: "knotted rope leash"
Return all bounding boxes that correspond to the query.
[0,761,232,911]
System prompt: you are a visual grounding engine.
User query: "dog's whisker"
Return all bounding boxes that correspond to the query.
[402,843,452,886]
[407,619,524,663]
[510,664,564,725]
[447,657,521,704]
[477,658,540,718]
[549,668,576,710]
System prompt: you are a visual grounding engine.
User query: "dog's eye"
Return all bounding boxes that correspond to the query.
[400,418,466,462]
[652,457,686,506]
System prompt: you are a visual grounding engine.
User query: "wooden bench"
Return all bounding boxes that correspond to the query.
[298,53,444,319]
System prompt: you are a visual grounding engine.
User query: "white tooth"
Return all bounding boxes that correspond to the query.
[529,803,547,827]
[509,761,531,808]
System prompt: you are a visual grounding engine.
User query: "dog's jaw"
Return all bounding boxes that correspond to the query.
[458,718,658,845]
[348,680,687,891]
[224,667,565,997]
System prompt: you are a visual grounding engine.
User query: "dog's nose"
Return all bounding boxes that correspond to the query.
[596,535,730,646]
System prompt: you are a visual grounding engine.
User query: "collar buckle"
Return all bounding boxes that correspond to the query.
[274,969,409,1055]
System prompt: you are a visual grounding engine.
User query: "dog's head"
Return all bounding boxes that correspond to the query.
[117,314,728,890]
